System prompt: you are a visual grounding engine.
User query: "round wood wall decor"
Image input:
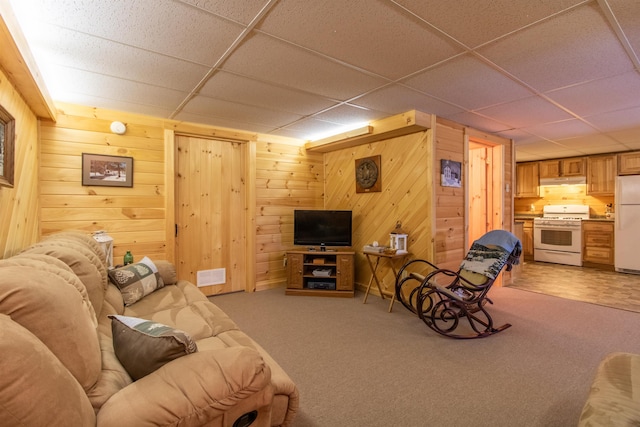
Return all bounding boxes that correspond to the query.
[355,155,381,193]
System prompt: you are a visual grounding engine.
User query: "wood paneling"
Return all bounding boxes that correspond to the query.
[434,122,465,271]
[0,66,39,258]
[324,131,433,294]
[39,105,167,262]
[254,138,324,290]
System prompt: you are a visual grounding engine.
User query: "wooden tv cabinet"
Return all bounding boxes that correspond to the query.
[285,250,354,297]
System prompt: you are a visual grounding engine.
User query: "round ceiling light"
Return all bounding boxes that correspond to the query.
[110,121,127,135]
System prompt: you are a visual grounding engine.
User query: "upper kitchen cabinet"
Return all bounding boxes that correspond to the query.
[538,160,561,178]
[562,157,586,176]
[516,162,539,198]
[618,151,640,175]
[587,154,616,195]
[539,157,586,178]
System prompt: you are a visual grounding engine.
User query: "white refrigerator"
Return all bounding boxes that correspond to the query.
[615,175,640,274]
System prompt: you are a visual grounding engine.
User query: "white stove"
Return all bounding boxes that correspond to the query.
[533,205,589,266]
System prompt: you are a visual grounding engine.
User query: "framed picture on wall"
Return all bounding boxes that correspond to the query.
[82,153,133,187]
[441,159,461,188]
[0,104,15,188]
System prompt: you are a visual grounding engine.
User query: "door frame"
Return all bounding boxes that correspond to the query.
[464,135,505,243]
[164,129,257,292]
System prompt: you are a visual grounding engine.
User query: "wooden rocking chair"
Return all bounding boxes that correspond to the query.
[395,230,522,339]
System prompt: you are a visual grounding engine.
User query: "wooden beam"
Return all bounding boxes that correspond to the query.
[0,6,56,120]
[304,110,432,153]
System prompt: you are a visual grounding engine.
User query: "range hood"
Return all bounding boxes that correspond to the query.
[539,176,586,186]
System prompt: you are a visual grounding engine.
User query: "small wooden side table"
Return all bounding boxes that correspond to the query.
[362,251,409,312]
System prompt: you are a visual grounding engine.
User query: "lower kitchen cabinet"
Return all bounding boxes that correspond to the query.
[522,219,534,261]
[582,221,614,268]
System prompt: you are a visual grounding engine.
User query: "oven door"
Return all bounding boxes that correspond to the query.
[533,222,582,253]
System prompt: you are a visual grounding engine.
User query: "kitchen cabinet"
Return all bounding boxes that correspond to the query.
[539,157,585,178]
[618,151,640,175]
[587,154,616,195]
[516,162,539,198]
[562,157,586,176]
[539,160,561,178]
[521,219,534,260]
[582,221,614,268]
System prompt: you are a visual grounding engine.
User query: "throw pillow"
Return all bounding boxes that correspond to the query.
[108,256,164,306]
[109,315,198,380]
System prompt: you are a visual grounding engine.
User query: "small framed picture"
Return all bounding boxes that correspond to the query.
[441,159,461,188]
[82,153,133,187]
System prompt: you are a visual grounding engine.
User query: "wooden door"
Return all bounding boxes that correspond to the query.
[175,135,247,296]
[468,145,490,245]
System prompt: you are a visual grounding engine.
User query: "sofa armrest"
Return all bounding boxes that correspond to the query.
[97,347,273,427]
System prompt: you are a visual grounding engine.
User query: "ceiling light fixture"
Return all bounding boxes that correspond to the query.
[110,121,127,135]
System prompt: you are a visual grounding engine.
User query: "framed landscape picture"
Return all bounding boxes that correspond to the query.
[82,153,133,187]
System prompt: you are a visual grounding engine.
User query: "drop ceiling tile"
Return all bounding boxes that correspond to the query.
[11,0,246,65]
[520,119,597,141]
[608,0,640,54]
[43,65,189,110]
[352,85,463,117]
[24,24,209,92]
[403,54,532,110]
[587,106,640,132]
[279,117,357,140]
[478,3,634,92]
[311,104,389,126]
[475,97,573,129]
[445,112,512,134]
[256,0,462,80]
[395,0,586,48]
[173,111,273,134]
[513,141,584,159]
[555,133,621,149]
[606,126,640,145]
[546,72,640,117]
[56,93,178,120]
[178,0,270,25]
[221,33,388,100]
[199,71,338,115]
[183,95,304,128]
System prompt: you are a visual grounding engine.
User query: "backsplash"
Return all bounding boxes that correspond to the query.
[513,184,614,217]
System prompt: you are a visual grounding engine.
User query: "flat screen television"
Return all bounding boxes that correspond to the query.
[294,209,352,248]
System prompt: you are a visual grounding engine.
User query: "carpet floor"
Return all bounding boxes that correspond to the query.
[211,285,640,427]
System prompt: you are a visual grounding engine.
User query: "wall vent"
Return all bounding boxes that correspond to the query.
[197,268,226,287]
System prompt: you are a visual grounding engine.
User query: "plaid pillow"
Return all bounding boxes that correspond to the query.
[108,257,164,306]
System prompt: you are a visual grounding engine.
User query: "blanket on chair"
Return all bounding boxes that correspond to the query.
[459,230,522,280]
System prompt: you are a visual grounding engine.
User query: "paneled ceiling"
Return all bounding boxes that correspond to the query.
[5,0,640,161]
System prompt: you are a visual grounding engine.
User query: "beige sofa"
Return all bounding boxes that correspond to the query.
[0,232,298,427]
[578,352,640,426]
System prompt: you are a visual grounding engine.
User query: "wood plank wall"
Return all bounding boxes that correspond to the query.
[435,119,514,273]
[39,104,169,262]
[254,138,324,290]
[0,66,40,258]
[434,122,466,271]
[514,186,614,217]
[323,131,433,293]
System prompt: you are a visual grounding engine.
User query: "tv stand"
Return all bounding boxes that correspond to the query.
[285,250,354,298]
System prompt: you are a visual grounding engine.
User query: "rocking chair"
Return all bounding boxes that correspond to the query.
[395,230,521,339]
